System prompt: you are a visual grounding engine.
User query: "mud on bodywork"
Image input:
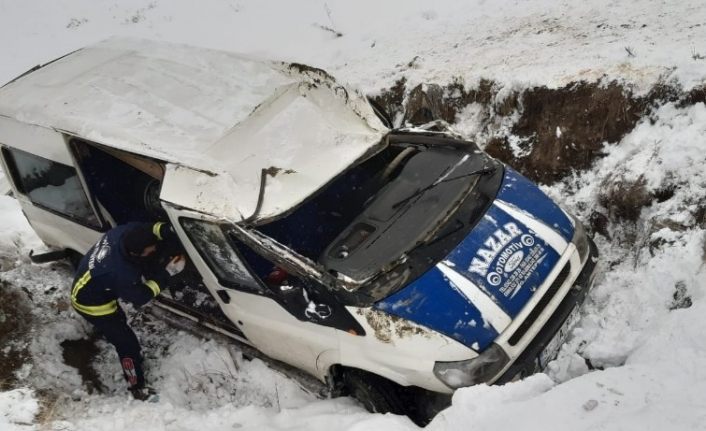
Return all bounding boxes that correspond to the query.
[286,63,337,85]
[358,308,432,344]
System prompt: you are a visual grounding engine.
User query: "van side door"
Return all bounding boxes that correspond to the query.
[164,206,340,380]
[0,120,104,253]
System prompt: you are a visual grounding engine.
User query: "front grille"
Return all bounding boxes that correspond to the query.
[508,263,571,346]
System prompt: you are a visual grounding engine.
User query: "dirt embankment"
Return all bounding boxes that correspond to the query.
[0,281,32,389]
[372,79,706,239]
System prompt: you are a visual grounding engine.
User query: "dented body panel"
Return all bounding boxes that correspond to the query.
[333,307,476,392]
[0,39,598,401]
[0,38,387,223]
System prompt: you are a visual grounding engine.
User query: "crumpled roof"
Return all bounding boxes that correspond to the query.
[0,37,387,222]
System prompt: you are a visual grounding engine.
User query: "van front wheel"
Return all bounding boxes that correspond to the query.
[342,369,405,416]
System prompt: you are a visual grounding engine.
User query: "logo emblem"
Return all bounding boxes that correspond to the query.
[467,222,548,297]
[96,245,110,263]
[504,250,524,273]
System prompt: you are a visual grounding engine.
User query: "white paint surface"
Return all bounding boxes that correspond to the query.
[0,38,386,222]
[437,262,512,334]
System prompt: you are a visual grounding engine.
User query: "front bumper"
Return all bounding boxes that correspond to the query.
[495,236,599,384]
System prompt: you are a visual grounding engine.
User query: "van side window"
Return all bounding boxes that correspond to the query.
[180,218,264,294]
[2,147,100,228]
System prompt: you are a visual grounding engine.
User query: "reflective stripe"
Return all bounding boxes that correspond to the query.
[72,270,91,298]
[71,270,118,316]
[72,299,118,316]
[144,279,160,297]
[152,222,165,240]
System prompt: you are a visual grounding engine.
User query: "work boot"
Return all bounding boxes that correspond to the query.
[129,385,158,402]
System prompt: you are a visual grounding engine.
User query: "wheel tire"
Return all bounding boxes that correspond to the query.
[342,369,406,416]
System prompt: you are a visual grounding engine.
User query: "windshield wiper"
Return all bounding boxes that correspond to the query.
[391,166,495,210]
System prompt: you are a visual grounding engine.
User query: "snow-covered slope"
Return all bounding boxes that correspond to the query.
[2,0,706,95]
[1,1,705,430]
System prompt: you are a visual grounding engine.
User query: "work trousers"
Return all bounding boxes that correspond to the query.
[78,307,145,389]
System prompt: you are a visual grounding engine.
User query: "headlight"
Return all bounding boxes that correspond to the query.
[433,344,510,389]
[570,216,590,264]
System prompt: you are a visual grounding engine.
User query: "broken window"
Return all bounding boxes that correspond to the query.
[180,218,264,294]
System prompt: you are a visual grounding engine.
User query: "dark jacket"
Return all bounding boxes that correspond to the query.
[71,222,176,316]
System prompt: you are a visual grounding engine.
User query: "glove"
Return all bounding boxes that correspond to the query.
[265,267,288,285]
[165,255,186,276]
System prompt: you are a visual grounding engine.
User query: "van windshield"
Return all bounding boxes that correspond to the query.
[254,137,500,296]
[319,148,492,282]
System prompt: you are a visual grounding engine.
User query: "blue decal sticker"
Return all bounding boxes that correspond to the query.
[498,168,574,241]
[375,167,574,351]
[446,204,560,317]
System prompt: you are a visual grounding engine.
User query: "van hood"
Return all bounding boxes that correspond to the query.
[374,167,575,351]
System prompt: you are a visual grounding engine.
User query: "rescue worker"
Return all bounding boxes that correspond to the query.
[70,221,186,400]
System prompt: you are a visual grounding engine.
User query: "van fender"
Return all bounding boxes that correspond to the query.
[330,306,477,393]
[316,349,340,379]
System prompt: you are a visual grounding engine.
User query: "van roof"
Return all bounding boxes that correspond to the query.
[0,38,387,222]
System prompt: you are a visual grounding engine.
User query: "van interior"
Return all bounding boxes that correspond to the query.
[70,138,166,226]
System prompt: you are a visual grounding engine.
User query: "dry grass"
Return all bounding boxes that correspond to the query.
[598,175,652,222]
[36,390,63,430]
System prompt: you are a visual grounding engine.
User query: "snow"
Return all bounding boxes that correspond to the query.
[0,389,39,431]
[60,335,379,431]
[2,1,706,96]
[0,196,43,268]
[1,1,706,430]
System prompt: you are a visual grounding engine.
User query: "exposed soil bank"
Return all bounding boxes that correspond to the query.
[372,79,704,232]
[372,79,699,186]
[0,281,32,389]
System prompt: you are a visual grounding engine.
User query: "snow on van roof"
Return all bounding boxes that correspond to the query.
[0,37,387,222]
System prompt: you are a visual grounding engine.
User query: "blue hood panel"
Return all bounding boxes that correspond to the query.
[498,168,574,241]
[375,267,500,351]
[374,167,575,351]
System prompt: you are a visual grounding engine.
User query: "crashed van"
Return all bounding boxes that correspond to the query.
[0,38,598,419]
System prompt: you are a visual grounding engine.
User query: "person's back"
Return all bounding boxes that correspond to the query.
[72,223,151,314]
[70,221,185,399]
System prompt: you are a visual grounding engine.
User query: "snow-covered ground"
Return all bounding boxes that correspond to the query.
[2,0,706,94]
[1,1,705,430]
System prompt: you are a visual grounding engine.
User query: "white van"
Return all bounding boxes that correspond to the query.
[0,38,598,422]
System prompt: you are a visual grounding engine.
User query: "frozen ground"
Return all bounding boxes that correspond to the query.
[1,1,705,430]
[2,0,706,95]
